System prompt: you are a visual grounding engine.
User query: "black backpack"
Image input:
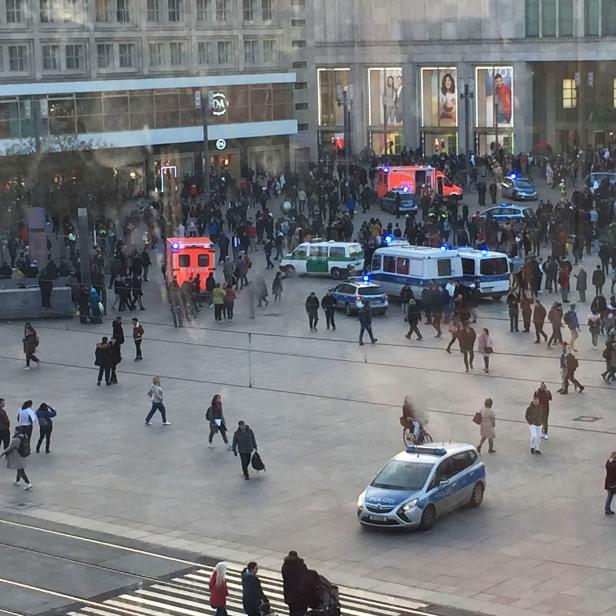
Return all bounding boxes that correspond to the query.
[17,434,31,458]
[251,451,265,471]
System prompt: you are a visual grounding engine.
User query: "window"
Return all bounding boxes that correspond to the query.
[383,256,396,273]
[40,0,53,22]
[42,44,60,70]
[146,0,160,20]
[295,102,308,110]
[97,43,112,68]
[262,39,277,63]
[614,79,616,109]
[437,259,452,277]
[169,42,186,66]
[118,43,135,68]
[196,0,211,20]
[559,0,574,36]
[480,258,508,276]
[527,0,574,36]
[261,0,271,20]
[197,42,211,64]
[292,60,307,69]
[178,255,190,267]
[309,245,328,257]
[215,0,227,20]
[293,246,307,258]
[371,254,381,271]
[149,42,164,67]
[461,258,475,276]
[244,39,258,64]
[291,18,305,26]
[292,39,306,47]
[62,0,78,22]
[585,0,600,35]
[562,78,577,108]
[198,254,209,267]
[95,0,109,21]
[217,40,230,64]
[396,257,409,275]
[542,0,556,36]
[371,460,433,491]
[603,0,616,35]
[243,0,253,21]
[329,246,345,258]
[116,0,129,22]
[168,0,180,21]
[65,44,83,70]
[8,45,27,71]
[6,0,24,23]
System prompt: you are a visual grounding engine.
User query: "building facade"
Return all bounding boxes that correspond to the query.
[0,0,312,189]
[310,0,616,158]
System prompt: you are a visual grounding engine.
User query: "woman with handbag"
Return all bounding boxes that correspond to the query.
[477,327,494,373]
[23,322,40,370]
[206,394,229,448]
[476,398,496,454]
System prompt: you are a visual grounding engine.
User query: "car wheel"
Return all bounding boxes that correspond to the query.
[283,265,295,276]
[419,504,437,531]
[469,482,485,508]
[331,268,342,280]
[344,303,353,316]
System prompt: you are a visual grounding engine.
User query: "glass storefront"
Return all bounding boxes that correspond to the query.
[367,67,403,154]
[475,65,514,153]
[317,67,349,127]
[420,66,459,155]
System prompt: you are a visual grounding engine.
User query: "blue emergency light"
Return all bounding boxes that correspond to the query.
[405,445,447,456]
[171,242,181,251]
[440,244,448,251]
[509,173,517,180]
[481,248,488,256]
[403,185,409,193]
[384,234,394,244]
[362,274,370,283]
[383,167,390,173]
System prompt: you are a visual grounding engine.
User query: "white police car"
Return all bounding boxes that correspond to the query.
[357,443,485,530]
[501,175,538,201]
[329,276,388,316]
[479,203,534,223]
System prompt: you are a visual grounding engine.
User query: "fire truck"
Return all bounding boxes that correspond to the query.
[375,165,464,201]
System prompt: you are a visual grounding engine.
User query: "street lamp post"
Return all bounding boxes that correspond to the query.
[382,96,388,156]
[459,78,474,189]
[494,100,499,155]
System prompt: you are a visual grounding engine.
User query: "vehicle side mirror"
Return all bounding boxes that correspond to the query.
[439,479,448,486]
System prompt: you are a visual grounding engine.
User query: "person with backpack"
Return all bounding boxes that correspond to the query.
[0,426,32,490]
[564,304,580,351]
[209,562,228,616]
[16,400,37,439]
[35,402,57,454]
[145,376,171,426]
[206,394,229,448]
[242,561,268,616]
[282,550,309,616]
[232,420,257,480]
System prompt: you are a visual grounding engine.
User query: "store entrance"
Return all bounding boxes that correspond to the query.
[422,132,458,156]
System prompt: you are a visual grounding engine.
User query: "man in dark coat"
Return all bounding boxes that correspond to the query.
[358,301,377,346]
[320,290,336,331]
[605,452,616,515]
[232,420,257,480]
[405,299,423,340]
[457,322,476,372]
[282,551,309,616]
[533,299,547,344]
[242,562,268,616]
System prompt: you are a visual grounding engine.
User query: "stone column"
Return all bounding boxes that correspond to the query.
[457,62,474,157]
[349,63,366,155]
[544,66,557,150]
[513,61,534,153]
[402,62,418,151]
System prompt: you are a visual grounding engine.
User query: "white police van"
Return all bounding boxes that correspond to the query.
[369,243,463,298]
[280,240,364,280]
[458,247,511,300]
[357,443,486,530]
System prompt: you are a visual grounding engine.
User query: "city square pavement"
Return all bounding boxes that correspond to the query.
[2,176,616,616]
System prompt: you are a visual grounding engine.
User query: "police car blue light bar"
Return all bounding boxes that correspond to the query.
[405,445,447,456]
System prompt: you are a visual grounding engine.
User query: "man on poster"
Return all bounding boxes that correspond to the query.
[494,73,512,124]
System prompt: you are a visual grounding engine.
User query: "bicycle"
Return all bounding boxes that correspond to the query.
[400,416,433,447]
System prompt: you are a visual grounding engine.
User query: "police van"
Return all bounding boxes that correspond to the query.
[458,247,511,300]
[357,443,486,530]
[280,240,364,280]
[369,243,463,297]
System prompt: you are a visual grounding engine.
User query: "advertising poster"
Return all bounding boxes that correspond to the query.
[420,67,458,128]
[475,66,514,127]
[368,67,403,126]
[317,67,350,127]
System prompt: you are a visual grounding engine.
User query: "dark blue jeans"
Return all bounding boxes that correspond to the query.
[145,402,167,423]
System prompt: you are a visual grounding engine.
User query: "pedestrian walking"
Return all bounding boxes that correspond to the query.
[358,301,377,346]
[593,265,606,296]
[546,301,563,349]
[588,311,602,348]
[223,284,236,320]
[112,316,125,345]
[108,337,121,384]
[445,317,459,353]
[144,376,170,425]
[242,562,268,616]
[23,322,40,370]
[272,272,283,302]
[533,299,548,343]
[0,426,32,490]
[506,290,519,332]
[16,400,37,439]
[255,276,269,307]
[476,398,496,454]
[400,283,413,321]
[321,290,336,330]
[132,317,144,360]
[0,398,10,451]
[520,292,533,332]
[405,299,423,340]
[212,284,225,321]
[526,396,544,455]
[558,265,570,303]
[562,346,584,394]
[604,452,616,515]
[282,550,309,616]
[534,381,552,439]
[575,265,587,302]
[206,394,229,448]
[602,335,616,382]
[305,292,319,332]
[477,327,494,373]
[564,304,580,351]
[457,321,476,373]
[264,237,275,269]
[209,562,229,616]
[232,420,257,480]
[35,402,56,453]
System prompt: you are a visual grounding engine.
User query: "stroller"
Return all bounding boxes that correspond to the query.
[307,573,341,616]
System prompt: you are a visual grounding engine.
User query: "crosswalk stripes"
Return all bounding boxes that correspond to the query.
[65,562,432,616]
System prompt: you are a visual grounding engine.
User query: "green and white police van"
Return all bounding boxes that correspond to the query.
[280,240,364,280]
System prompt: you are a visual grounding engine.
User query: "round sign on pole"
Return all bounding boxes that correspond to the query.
[215,138,226,150]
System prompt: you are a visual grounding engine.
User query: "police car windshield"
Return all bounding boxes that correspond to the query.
[358,287,383,295]
[371,460,433,491]
[515,179,533,187]
[349,246,363,258]
[480,257,508,275]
